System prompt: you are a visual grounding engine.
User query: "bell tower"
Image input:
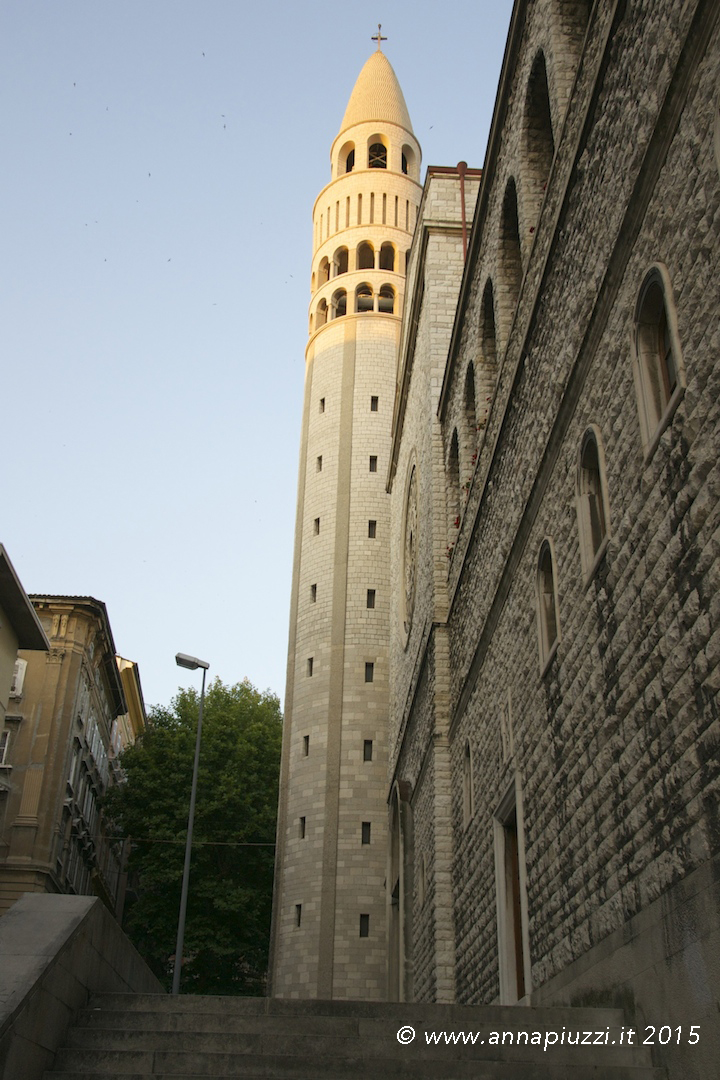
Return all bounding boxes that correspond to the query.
[270,37,422,999]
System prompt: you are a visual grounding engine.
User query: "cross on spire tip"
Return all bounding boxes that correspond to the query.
[371,23,387,51]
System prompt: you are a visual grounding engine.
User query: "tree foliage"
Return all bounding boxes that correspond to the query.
[104,678,282,994]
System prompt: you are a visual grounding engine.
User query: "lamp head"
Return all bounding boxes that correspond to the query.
[175,652,210,671]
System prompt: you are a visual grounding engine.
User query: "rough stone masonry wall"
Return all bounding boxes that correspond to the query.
[439,0,719,1031]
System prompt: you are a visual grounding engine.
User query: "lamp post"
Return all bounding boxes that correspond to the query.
[172,652,209,995]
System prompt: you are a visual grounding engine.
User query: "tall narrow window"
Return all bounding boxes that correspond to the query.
[345,148,355,173]
[307,657,313,677]
[366,589,376,609]
[465,362,477,455]
[369,455,377,472]
[359,913,370,936]
[498,179,523,346]
[361,822,371,845]
[462,740,473,827]
[632,265,684,455]
[365,662,374,683]
[303,735,309,756]
[299,816,306,838]
[480,278,498,369]
[494,783,528,1003]
[370,395,379,412]
[310,583,317,603]
[447,429,461,539]
[523,51,555,227]
[295,904,302,927]
[368,520,377,538]
[316,455,322,472]
[537,540,559,670]
[576,428,610,579]
[319,398,325,413]
[313,517,320,535]
[363,739,373,761]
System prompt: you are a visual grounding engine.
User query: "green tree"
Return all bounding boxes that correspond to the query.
[104,678,282,994]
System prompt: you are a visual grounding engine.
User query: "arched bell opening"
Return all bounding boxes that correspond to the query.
[378,284,395,314]
[356,283,374,314]
[379,242,395,272]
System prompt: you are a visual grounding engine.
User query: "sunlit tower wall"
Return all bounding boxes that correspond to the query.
[270,46,422,999]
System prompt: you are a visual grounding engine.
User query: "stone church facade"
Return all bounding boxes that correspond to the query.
[274,0,719,1073]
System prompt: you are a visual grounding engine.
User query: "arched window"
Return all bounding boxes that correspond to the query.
[499,179,523,345]
[356,283,373,314]
[537,540,559,670]
[318,257,330,286]
[379,242,395,271]
[378,285,395,314]
[402,144,416,179]
[315,298,328,329]
[448,429,461,543]
[481,278,498,367]
[523,51,555,226]
[331,289,347,319]
[576,427,610,579]
[357,242,374,270]
[333,247,348,276]
[369,141,387,168]
[464,362,477,456]
[632,265,684,455]
[462,741,473,827]
[338,141,355,175]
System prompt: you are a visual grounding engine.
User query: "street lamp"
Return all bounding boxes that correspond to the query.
[172,652,210,995]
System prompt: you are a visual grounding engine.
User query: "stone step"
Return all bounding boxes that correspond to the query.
[64,1022,653,1067]
[44,994,664,1080]
[83,991,631,1027]
[47,1052,663,1079]
[75,1004,642,1039]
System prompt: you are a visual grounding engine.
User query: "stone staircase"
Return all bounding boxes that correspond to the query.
[44,994,665,1079]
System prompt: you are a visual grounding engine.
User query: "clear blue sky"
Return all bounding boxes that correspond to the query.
[1,1,514,710]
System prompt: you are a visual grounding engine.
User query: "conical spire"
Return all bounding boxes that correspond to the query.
[338,50,414,137]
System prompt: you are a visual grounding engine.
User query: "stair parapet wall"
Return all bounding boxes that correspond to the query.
[0,893,163,1080]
